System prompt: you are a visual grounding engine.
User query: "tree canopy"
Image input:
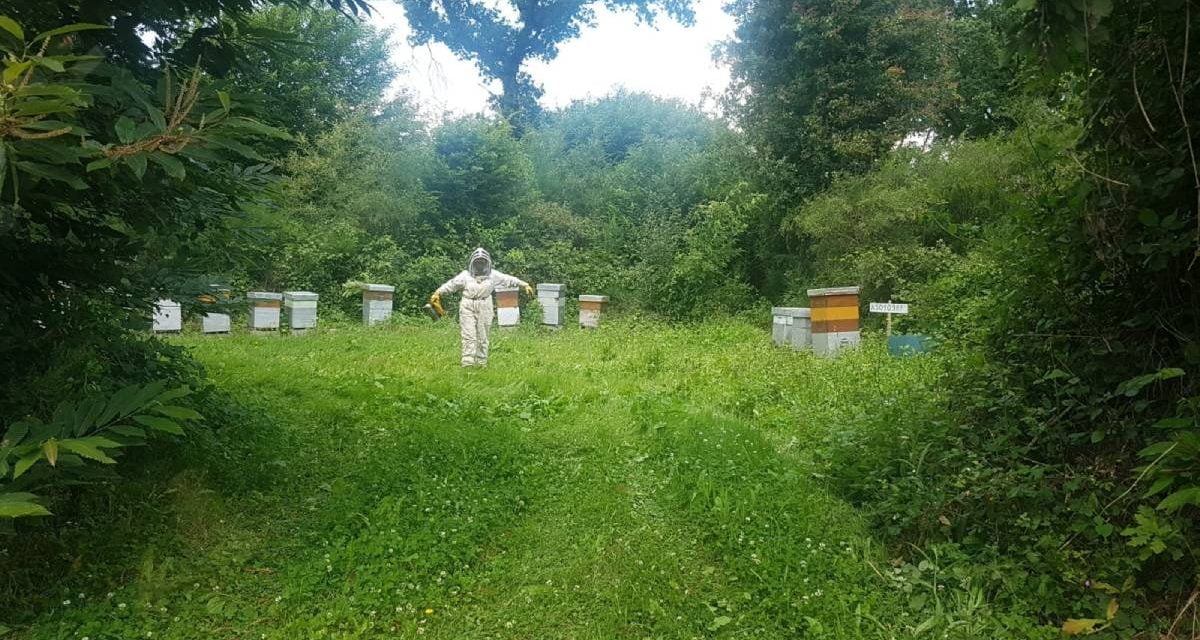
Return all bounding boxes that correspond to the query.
[399,0,695,126]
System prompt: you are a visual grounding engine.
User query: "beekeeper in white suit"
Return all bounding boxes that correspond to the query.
[430,248,533,367]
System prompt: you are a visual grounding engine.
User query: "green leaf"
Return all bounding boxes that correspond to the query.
[58,438,117,464]
[204,134,265,161]
[2,421,28,448]
[12,450,42,479]
[0,17,24,41]
[36,57,65,73]
[13,99,74,117]
[32,23,108,43]
[152,405,203,421]
[2,61,31,84]
[707,615,732,631]
[42,438,58,466]
[149,152,185,179]
[155,387,191,403]
[1061,618,1103,635]
[225,117,292,140]
[132,415,185,436]
[0,493,50,518]
[125,153,147,179]
[14,161,86,189]
[115,116,136,144]
[217,90,231,113]
[86,158,113,172]
[109,425,145,438]
[1157,487,1200,512]
[146,107,166,131]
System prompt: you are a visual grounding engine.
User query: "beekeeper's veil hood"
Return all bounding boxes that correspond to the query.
[468,247,492,277]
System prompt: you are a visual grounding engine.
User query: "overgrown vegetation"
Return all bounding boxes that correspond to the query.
[2,0,1198,636]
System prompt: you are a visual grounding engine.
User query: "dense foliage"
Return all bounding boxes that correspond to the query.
[3,0,1199,636]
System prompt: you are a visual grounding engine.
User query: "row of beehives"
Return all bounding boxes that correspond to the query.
[150,283,612,333]
[772,286,862,357]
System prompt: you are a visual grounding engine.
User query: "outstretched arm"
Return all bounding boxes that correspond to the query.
[491,270,531,293]
[434,272,469,296]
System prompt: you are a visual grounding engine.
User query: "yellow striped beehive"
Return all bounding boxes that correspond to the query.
[808,286,861,357]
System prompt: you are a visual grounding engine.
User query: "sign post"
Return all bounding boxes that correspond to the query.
[868,300,909,336]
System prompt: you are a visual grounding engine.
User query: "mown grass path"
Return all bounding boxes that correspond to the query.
[10,320,939,639]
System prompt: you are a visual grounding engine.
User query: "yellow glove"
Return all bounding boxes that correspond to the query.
[430,292,441,306]
[523,284,533,297]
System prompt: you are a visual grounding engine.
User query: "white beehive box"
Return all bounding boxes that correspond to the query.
[771,307,811,349]
[362,284,394,326]
[201,313,231,334]
[284,291,318,331]
[537,283,566,327]
[579,294,609,329]
[247,291,282,330]
[152,299,182,332]
[494,286,520,327]
[200,285,231,334]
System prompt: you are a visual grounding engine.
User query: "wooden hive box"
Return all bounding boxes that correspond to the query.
[247,291,283,330]
[579,294,609,329]
[361,284,394,326]
[537,283,566,327]
[494,286,520,327]
[808,286,860,357]
[284,291,319,331]
[200,286,231,334]
[152,299,182,333]
[770,307,811,349]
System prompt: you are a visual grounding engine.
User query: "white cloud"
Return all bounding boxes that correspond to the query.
[369,0,734,120]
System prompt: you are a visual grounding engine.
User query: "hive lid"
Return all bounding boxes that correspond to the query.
[361,283,395,293]
[247,291,283,300]
[771,307,811,318]
[806,286,860,297]
[495,286,519,293]
[284,291,319,301]
[579,294,609,303]
[155,298,180,307]
[537,283,565,292]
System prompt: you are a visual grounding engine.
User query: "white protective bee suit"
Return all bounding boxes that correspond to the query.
[434,248,529,367]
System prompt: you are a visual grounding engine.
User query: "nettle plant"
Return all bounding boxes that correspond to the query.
[0,382,201,518]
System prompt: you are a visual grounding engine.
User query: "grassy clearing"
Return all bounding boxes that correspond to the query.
[3,318,1037,638]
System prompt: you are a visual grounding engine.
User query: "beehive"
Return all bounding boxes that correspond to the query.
[362,284,394,326]
[284,291,319,331]
[579,295,609,329]
[200,286,231,334]
[537,283,566,327]
[808,286,860,357]
[495,286,520,327]
[152,299,182,333]
[771,307,811,349]
[201,312,231,334]
[247,291,283,330]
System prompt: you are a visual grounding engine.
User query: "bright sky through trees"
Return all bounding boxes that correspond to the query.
[370,0,734,118]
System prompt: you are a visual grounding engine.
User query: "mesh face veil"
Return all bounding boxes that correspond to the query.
[468,247,492,277]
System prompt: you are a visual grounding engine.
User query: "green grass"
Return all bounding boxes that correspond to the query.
[3,318,1043,638]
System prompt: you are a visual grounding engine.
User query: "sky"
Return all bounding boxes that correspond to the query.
[367,0,736,119]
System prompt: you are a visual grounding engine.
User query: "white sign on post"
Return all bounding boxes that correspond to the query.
[869,302,909,315]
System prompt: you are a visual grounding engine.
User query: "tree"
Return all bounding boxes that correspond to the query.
[2,0,373,78]
[222,7,397,140]
[398,0,695,127]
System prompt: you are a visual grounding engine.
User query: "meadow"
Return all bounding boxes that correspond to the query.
[3,318,1060,639]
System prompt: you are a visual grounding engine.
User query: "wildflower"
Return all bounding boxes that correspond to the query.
[425,608,434,615]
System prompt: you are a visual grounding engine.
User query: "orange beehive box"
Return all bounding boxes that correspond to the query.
[808,286,860,356]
